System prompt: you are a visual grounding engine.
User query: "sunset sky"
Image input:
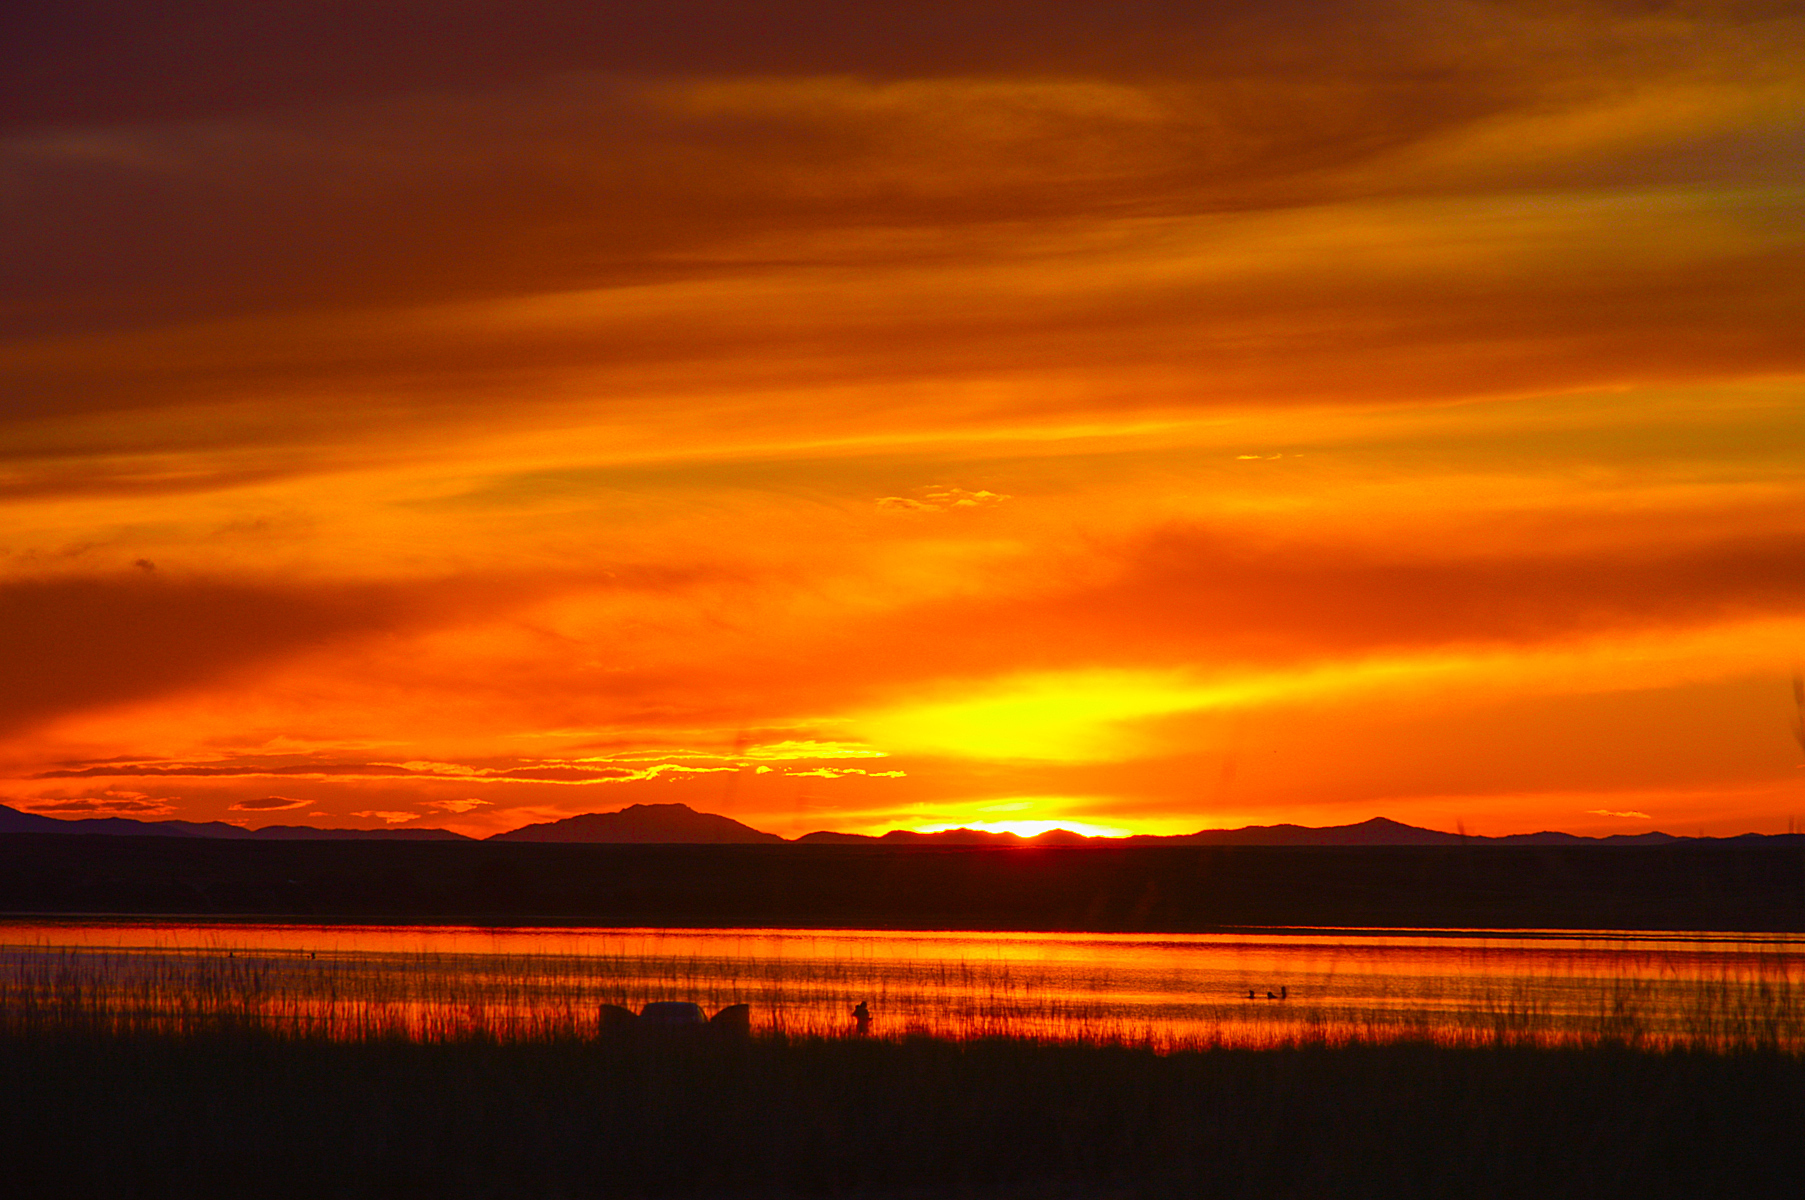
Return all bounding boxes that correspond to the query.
[3,1,1803,839]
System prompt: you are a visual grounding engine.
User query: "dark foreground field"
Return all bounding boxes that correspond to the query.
[6,833,1805,930]
[2,1027,1801,1199]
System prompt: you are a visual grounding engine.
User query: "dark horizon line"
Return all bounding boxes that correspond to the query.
[1,800,1799,848]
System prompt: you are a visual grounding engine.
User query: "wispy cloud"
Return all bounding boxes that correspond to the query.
[427,798,491,814]
[742,740,886,760]
[22,788,177,817]
[227,796,313,811]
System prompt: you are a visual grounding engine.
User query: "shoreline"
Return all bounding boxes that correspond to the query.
[7,911,1805,943]
[7,835,1805,932]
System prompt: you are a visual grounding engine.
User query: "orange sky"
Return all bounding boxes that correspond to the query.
[3,2,1803,839]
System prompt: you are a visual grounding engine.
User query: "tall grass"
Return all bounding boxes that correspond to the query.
[3,1023,1803,1197]
[4,938,1803,1051]
[4,945,1804,1196]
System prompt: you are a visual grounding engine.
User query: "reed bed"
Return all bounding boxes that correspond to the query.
[4,937,1803,1052]
[4,943,1804,1196]
[4,1021,1803,1197]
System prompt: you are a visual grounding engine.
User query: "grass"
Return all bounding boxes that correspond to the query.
[3,943,1804,1197]
[7,840,1805,1198]
[5,934,1804,1050]
[2,1025,1803,1198]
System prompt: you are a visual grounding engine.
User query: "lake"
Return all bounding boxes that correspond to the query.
[4,920,1801,1049]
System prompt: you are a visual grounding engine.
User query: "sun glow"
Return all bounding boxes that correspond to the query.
[850,669,1235,762]
[911,819,1133,839]
[892,796,1147,839]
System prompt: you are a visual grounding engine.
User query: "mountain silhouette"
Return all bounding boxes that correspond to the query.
[0,804,467,840]
[1155,816,1467,846]
[797,815,1696,846]
[797,827,1094,845]
[240,824,469,841]
[488,802,784,843]
[0,800,1760,846]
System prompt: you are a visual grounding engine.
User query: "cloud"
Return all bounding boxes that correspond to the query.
[878,488,1011,513]
[428,798,491,813]
[26,799,168,815]
[22,788,177,816]
[0,575,423,736]
[11,2,1796,367]
[227,796,312,811]
[29,756,713,785]
[349,810,421,825]
[742,740,886,760]
[850,523,1805,678]
[0,565,730,738]
[35,761,432,780]
[1587,809,1652,820]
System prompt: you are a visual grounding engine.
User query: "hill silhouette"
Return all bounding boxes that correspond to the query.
[796,815,1693,847]
[0,804,466,840]
[0,800,1778,845]
[489,802,783,844]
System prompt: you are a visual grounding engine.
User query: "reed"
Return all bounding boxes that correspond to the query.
[3,1023,1802,1197]
[4,946,1804,1196]
[5,938,1802,1052]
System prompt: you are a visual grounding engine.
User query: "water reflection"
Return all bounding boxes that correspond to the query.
[3,921,1801,1050]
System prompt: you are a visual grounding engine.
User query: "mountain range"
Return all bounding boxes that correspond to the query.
[0,806,466,841]
[1,801,1795,846]
[794,816,1697,847]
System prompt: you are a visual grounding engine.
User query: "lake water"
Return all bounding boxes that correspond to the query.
[4,920,1801,1050]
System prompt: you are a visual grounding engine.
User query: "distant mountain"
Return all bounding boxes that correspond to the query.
[0,805,91,835]
[796,827,1093,846]
[1153,819,1692,847]
[796,818,1472,847]
[798,816,1737,847]
[794,819,1456,846]
[243,825,469,841]
[488,802,784,843]
[1492,829,1681,846]
[1158,817,1464,846]
[0,803,467,840]
[0,804,264,839]
[3,799,1791,848]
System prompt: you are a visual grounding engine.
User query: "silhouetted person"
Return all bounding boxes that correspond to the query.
[1281,986,1288,1000]
[852,1001,871,1035]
